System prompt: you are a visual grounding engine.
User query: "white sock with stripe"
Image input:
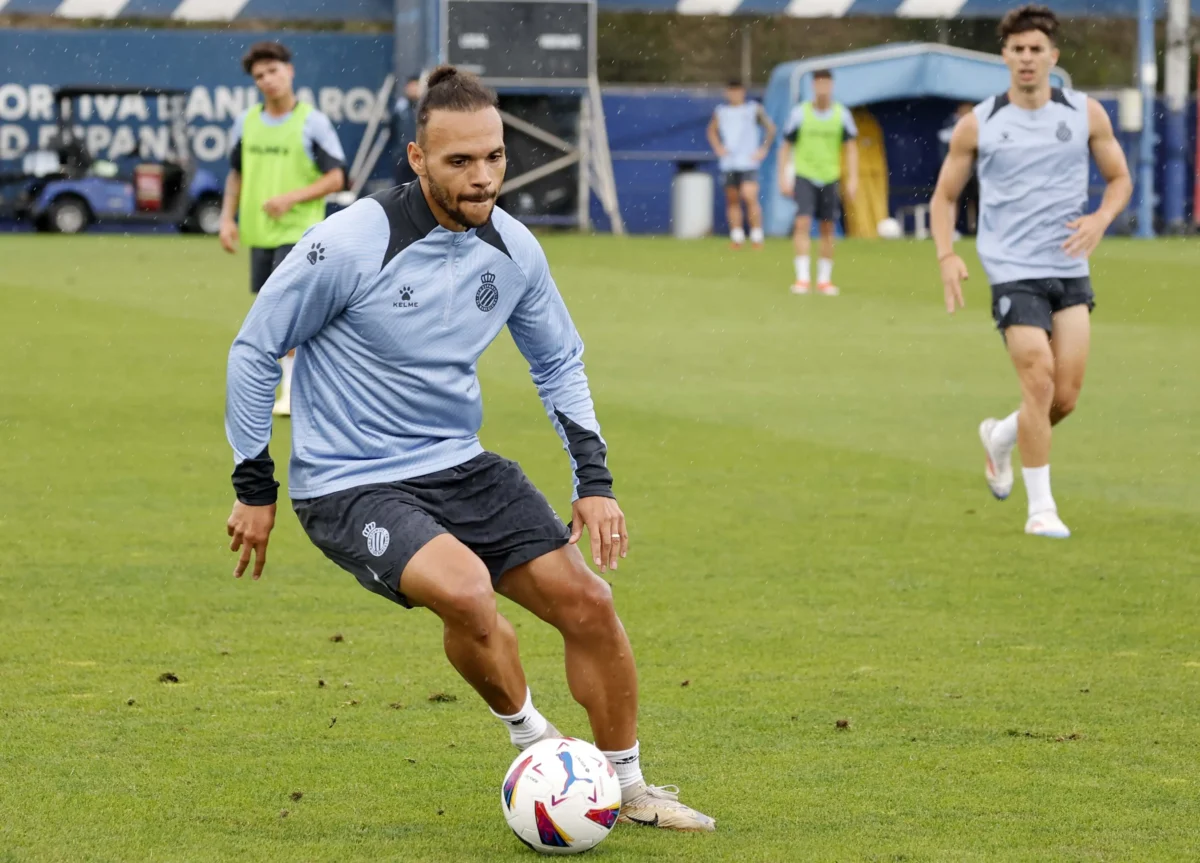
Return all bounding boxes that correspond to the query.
[490,688,549,748]
[602,740,644,791]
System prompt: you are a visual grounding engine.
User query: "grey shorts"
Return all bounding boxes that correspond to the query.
[249,245,294,294]
[793,177,840,222]
[292,452,571,608]
[991,277,1095,334]
[723,170,758,189]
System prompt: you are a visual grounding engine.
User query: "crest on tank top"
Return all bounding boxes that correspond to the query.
[1056,121,1072,143]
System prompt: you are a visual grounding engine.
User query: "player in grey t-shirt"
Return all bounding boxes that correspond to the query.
[930,5,1131,539]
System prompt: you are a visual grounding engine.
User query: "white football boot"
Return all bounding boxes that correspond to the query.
[617,783,716,832]
[978,418,1014,500]
[1025,510,1071,539]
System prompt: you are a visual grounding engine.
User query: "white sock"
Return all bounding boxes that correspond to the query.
[1023,465,1056,516]
[749,226,764,244]
[730,227,746,244]
[993,410,1019,451]
[817,258,834,285]
[490,688,549,748]
[280,353,294,399]
[601,741,644,792]
[794,255,810,283]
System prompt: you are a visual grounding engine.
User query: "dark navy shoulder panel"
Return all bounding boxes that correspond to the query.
[370,182,440,271]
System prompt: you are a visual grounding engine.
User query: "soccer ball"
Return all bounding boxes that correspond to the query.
[877,217,903,239]
[501,737,622,855]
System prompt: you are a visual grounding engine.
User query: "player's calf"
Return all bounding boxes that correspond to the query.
[1050,386,1080,425]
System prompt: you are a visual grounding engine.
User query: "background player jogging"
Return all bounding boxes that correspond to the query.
[219,40,347,418]
[931,4,1131,539]
[778,68,858,296]
[224,65,715,833]
[706,80,775,250]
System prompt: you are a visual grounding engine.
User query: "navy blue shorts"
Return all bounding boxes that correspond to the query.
[292,453,570,607]
[249,245,294,294]
[991,277,1095,334]
[723,170,758,189]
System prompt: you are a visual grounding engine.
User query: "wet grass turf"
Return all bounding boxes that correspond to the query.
[1,232,1198,861]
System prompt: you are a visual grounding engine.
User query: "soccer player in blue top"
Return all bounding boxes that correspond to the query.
[931,5,1132,539]
[224,65,715,832]
[707,80,775,249]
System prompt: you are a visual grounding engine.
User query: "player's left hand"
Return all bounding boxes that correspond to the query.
[755,145,770,163]
[263,194,294,220]
[1062,213,1108,258]
[570,496,628,574]
[844,176,859,203]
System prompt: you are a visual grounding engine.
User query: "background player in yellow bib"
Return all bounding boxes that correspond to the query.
[218,41,347,417]
[778,69,859,296]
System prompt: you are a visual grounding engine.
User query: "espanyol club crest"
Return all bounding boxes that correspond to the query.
[476,271,499,312]
[362,521,390,557]
[1056,121,1072,143]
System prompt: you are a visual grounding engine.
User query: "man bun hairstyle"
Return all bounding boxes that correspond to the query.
[416,65,499,141]
[998,4,1059,45]
[242,41,292,75]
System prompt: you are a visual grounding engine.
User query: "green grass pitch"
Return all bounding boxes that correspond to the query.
[1,232,1198,862]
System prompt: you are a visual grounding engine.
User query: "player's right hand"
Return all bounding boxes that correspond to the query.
[219,219,239,254]
[780,177,794,198]
[227,501,276,580]
[939,254,969,314]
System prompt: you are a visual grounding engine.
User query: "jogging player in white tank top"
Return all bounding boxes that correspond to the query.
[930,5,1131,539]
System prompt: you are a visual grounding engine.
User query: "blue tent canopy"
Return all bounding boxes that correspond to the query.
[761,42,1072,235]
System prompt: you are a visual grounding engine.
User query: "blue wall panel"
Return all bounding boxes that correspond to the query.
[0,29,392,183]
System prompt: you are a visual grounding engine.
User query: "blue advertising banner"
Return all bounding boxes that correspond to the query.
[0,29,394,180]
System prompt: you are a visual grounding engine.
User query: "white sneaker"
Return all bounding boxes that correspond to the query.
[272,394,291,417]
[617,782,716,832]
[978,418,1013,500]
[790,280,810,295]
[1025,511,1070,539]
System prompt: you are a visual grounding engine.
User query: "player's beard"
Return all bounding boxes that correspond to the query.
[426,171,497,229]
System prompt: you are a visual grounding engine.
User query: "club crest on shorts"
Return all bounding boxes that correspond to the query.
[476,271,499,312]
[998,295,1012,318]
[362,521,390,557]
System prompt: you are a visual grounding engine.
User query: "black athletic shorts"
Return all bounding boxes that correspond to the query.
[722,169,758,189]
[292,452,571,608]
[990,277,1095,334]
[793,176,840,222]
[249,244,295,294]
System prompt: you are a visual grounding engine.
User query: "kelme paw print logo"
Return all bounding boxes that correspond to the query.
[307,243,326,265]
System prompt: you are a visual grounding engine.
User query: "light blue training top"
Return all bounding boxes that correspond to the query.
[973,87,1092,285]
[714,101,765,173]
[225,182,611,503]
